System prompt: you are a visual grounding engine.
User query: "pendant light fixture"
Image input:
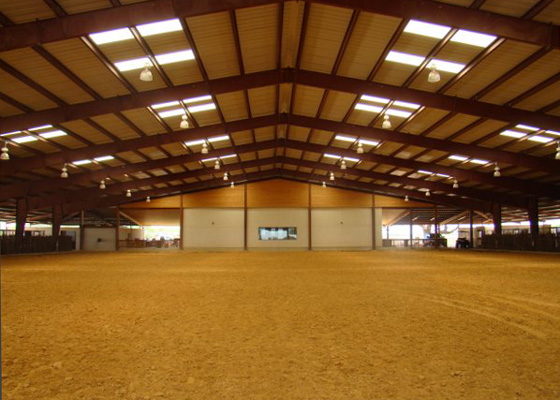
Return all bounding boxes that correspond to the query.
[356,142,364,154]
[404,195,409,202]
[99,179,106,190]
[428,63,441,83]
[146,196,151,203]
[230,181,235,188]
[493,163,501,177]
[214,160,220,170]
[340,160,347,170]
[0,142,9,161]
[126,190,132,198]
[180,114,189,129]
[382,114,392,129]
[60,163,68,178]
[201,142,209,154]
[329,172,335,181]
[556,142,560,160]
[322,181,326,188]
[453,179,459,189]
[425,189,431,197]
[223,172,229,181]
[139,63,153,82]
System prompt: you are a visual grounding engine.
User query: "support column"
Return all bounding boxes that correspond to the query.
[115,207,120,251]
[469,210,474,248]
[308,184,312,250]
[52,204,62,251]
[434,206,439,248]
[527,196,539,249]
[79,210,85,251]
[15,198,28,253]
[243,183,248,251]
[492,203,502,249]
[179,196,184,250]
[409,210,413,248]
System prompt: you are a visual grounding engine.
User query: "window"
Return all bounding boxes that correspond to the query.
[258,227,297,241]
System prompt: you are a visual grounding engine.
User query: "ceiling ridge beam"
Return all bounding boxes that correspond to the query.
[4,68,560,135]
[1,0,558,52]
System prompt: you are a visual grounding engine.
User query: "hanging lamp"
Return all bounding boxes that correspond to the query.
[214,160,220,170]
[180,114,189,129]
[126,190,132,198]
[60,164,68,178]
[382,114,392,129]
[356,142,364,154]
[493,163,501,177]
[0,142,9,161]
[139,63,153,82]
[428,63,440,83]
[201,142,209,154]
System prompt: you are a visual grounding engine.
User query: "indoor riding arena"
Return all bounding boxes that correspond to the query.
[1,1,559,399]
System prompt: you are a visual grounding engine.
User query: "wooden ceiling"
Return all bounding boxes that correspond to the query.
[0,0,559,223]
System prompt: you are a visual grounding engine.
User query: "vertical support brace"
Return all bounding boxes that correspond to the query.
[434,205,439,248]
[409,210,413,248]
[52,205,62,239]
[179,195,184,250]
[15,198,28,253]
[492,203,502,249]
[469,209,474,248]
[308,183,312,251]
[527,196,539,249]
[79,210,85,251]
[244,183,248,251]
[115,207,120,251]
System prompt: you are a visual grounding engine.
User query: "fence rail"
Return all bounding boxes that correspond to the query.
[481,233,560,252]
[0,236,74,254]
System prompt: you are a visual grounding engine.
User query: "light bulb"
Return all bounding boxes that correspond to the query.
[382,114,392,129]
[356,142,364,154]
[494,164,501,177]
[60,164,68,178]
[341,160,347,170]
[230,181,235,188]
[146,196,151,203]
[453,179,459,189]
[214,160,220,170]
[201,142,209,154]
[139,63,153,82]
[404,195,409,202]
[322,181,326,188]
[223,172,229,181]
[428,63,440,83]
[556,144,560,160]
[180,114,189,129]
[425,190,431,197]
[126,190,131,197]
[0,143,9,161]
[99,180,106,189]
[329,172,335,181]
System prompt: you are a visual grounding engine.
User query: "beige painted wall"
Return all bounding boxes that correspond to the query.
[247,208,309,249]
[311,208,373,249]
[83,227,116,251]
[183,208,244,249]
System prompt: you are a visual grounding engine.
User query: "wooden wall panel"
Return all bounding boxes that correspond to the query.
[374,195,433,208]
[182,186,245,208]
[311,185,372,208]
[122,195,181,209]
[247,179,308,207]
[120,209,181,226]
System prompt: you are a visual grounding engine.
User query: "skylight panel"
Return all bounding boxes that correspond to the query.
[359,139,379,146]
[360,95,390,104]
[335,135,357,142]
[183,95,213,104]
[94,155,115,162]
[158,108,185,118]
[515,124,539,131]
[201,157,218,162]
[151,101,180,109]
[545,130,560,136]
[448,155,468,161]
[188,103,216,113]
[220,154,237,159]
[435,173,450,178]
[386,108,413,118]
[12,136,38,143]
[386,51,425,67]
[185,139,206,146]
[393,101,421,110]
[137,19,182,37]
[355,103,383,113]
[417,170,434,175]
[527,135,553,143]
[469,159,489,165]
[343,157,360,163]
[451,29,497,48]
[1,130,22,137]
[29,125,53,131]
[115,57,151,72]
[404,20,451,39]
[324,154,341,159]
[155,49,194,65]
[39,130,67,139]
[208,135,229,143]
[431,58,465,73]
[73,159,92,166]
[89,27,134,45]
[500,130,526,139]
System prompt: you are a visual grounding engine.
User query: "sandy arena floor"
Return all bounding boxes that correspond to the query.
[1,250,560,400]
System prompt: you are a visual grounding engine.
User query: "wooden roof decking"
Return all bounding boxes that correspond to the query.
[0,0,559,223]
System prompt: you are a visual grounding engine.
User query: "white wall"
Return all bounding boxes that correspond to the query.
[183,208,244,249]
[312,208,373,249]
[374,208,383,249]
[247,208,308,249]
[83,227,116,251]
